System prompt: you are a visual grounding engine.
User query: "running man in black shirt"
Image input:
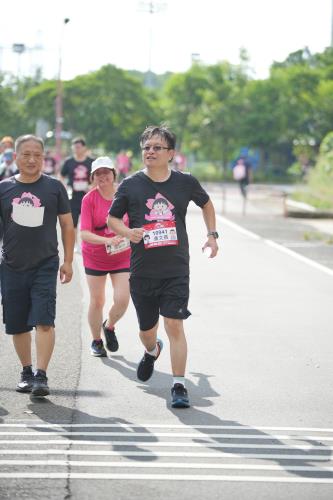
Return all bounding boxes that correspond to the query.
[108,125,219,408]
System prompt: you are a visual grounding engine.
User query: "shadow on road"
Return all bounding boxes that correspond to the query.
[25,398,158,462]
[100,355,332,479]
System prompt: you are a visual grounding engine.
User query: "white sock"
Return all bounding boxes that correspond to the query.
[173,377,185,387]
[147,344,158,357]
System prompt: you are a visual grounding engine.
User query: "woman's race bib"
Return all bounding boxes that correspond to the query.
[143,221,178,249]
[105,237,130,255]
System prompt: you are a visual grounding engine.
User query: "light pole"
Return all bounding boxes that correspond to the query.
[55,18,70,170]
[138,1,166,86]
[331,0,333,47]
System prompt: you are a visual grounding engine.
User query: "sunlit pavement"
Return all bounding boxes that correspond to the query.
[0,184,332,500]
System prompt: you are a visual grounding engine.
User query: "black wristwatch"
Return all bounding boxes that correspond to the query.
[207,231,219,239]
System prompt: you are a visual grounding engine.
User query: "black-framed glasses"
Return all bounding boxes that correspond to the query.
[141,146,171,152]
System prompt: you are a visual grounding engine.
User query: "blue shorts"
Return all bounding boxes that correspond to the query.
[1,256,59,335]
[129,275,191,331]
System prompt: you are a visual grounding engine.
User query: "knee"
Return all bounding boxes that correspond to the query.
[37,325,54,334]
[113,294,130,311]
[164,318,183,338]
[90,297,105,310]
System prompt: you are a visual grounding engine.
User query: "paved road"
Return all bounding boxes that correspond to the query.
[0,184,332,500]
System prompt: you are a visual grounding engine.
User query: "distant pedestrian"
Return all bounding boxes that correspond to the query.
[108,125,219,408]
[43,150,57,177]
[60,137,94,251]
[232,155,253,199]
[0,148,18,180]
[0,136,14,164]
[0,134,75,397]
[115,150,132,181]
[80,157,131,357]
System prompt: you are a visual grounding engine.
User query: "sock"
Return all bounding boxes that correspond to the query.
[23,365,32,370]
[147,344,159,357]
[173,376,185,387]
[94,338,103,344]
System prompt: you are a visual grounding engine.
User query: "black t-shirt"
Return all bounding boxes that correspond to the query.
[109,170,209,278]
[0,175,71,271]
[61,156,93,202]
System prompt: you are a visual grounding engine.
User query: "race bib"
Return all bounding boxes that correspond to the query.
[73,180,89,192]
[105,237,130,255]
[143,221,178,249]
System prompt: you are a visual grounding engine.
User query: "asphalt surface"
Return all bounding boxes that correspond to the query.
[0,183,332,499]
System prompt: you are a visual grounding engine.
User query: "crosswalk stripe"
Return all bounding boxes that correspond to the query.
[0,449,331,461]
[0,440,331,450]
[2,423,333,432]
[0,459,332,473]
[1,431,333,440]
[0,472,333,483]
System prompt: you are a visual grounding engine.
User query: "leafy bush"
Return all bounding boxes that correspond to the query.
[291,131,333,209]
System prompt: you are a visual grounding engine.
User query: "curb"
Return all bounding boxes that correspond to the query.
[284,198,333,219]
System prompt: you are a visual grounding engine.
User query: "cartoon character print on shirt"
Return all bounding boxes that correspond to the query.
[144,193,174,222]
[11,192,45,227]
[73,164,89,192]
[143,192,178,249]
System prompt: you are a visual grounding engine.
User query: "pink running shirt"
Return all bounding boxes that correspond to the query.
[80,188,130,271]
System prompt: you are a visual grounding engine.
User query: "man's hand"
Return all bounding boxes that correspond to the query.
[59,261,73,284]
[202,237,219,258]
[128,227,145,243]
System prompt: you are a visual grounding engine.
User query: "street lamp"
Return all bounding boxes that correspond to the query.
[138,1,166,86]
[55,18,70,170]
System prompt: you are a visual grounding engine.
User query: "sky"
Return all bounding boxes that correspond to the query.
[0,0,332,81]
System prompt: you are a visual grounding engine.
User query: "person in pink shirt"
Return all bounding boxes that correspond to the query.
[80,157,131,357]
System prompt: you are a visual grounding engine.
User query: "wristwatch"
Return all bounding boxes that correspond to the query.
[207,231,219,239]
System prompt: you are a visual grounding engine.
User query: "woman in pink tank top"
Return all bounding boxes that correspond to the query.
[80,157,131,357]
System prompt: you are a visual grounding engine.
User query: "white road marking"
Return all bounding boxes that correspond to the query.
[1,431,333,440]
[2,423,333,432]
[218,215,333,277]
[0,440,331,450]
[0,472,332,483]
[1,423,332,484]
[0,449,331,461]
[0,459,332,473]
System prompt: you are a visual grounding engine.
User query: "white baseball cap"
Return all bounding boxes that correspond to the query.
[91,156,116,178]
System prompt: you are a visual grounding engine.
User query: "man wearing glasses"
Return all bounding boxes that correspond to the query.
[108,125,218,408]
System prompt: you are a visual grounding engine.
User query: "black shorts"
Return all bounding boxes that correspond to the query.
[0,256,59,335]
[130,275,191,331]
[85,267,130,276]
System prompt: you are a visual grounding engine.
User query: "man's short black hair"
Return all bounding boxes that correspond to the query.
[140,125,176,150]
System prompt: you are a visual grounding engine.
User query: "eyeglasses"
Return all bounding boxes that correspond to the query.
[141,146,171,152]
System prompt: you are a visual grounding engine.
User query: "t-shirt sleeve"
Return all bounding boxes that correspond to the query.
[57,182,71,214]
[190,175,210,207]
[108,182,128,218]
[80,193,93,231]
[60,160,69,177]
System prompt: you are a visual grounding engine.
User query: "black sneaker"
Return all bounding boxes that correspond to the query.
[16,366,34,393]
[171,383,190,408]
[91,339,107,357]
[137,339,163,382]
[103,321,119,352]
[31,370,50,397]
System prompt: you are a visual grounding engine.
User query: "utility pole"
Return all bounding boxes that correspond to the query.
[331,0,333,47]
[55,18,70,171]
[138,1,167,87]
